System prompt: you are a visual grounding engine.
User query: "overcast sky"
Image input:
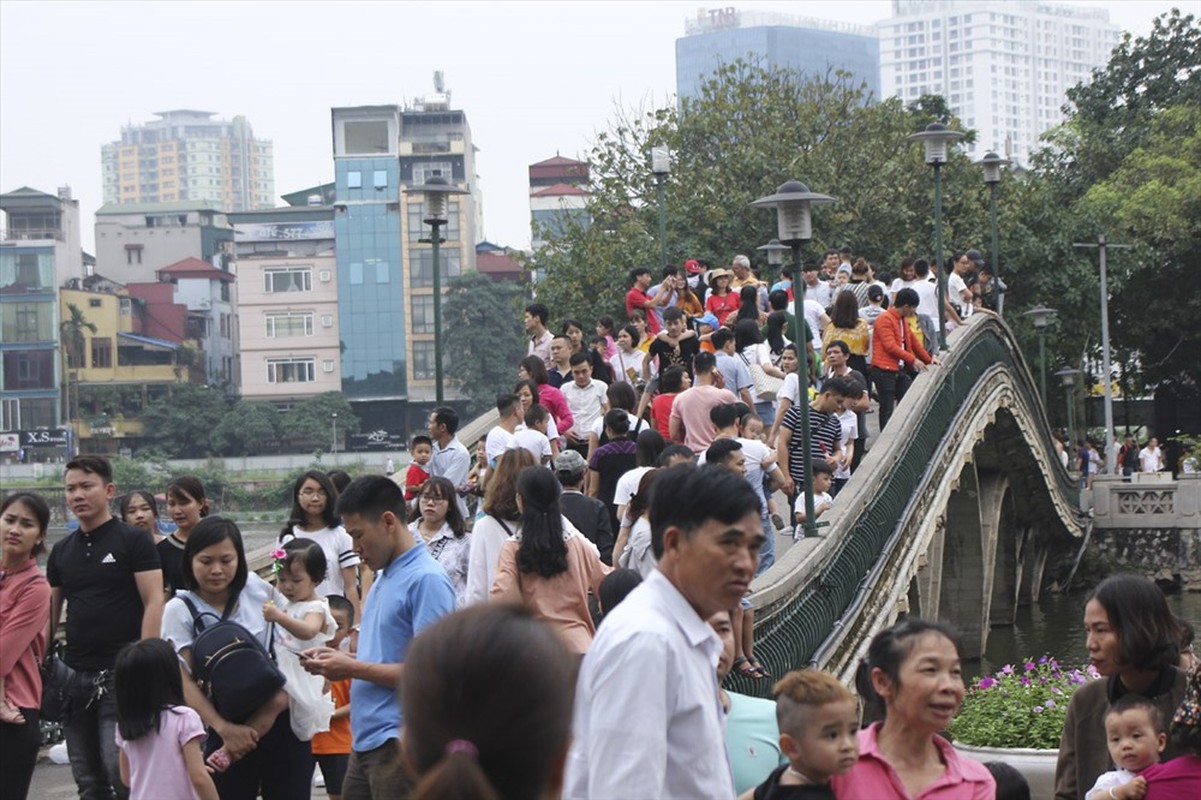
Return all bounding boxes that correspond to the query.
[0,1,1180,255]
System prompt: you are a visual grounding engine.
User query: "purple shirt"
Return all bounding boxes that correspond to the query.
[832,723,995,800]
[1144,755,1201,800]
[115,705,206,800]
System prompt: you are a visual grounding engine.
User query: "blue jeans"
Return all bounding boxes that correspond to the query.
[64,670,126,799]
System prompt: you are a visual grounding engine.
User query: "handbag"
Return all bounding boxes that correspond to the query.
[181,592,285,724]
[741,352,783,401]
[40,640,76,722]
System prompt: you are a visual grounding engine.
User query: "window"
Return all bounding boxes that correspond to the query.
[410,295,435,333]
[412,162,453,185]
[220,282,230,302]
[373,170,388,189]
[412,341,437,380]
[347,171,362,189]
[410,250,461,288]
[319,269,332,282]
[267,357,316,383]
[263,266,312,293]
[343,120,390,155]
[91,337,113,369]
[265,311,314,337]
[125,245,143,265]
[407,201,461,242]
[323,359,335,373]
[321,314,334,327]
[120,298,132,316]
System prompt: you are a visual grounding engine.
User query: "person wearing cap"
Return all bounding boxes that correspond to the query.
[555,450,614,565]
[685,258,711,304]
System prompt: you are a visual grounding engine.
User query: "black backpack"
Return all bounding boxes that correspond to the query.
[181,592,286,723]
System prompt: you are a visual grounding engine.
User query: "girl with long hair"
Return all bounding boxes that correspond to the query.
[409,476,471,607]
[464,448,537,605]
[278,470,362,621]
[120,490,163,543]
[115,638,219,800]
[518,355,574,434]
[823,290,871,375]
[159,476,210,595]
[489,467,611,654]
[705,268,739,325]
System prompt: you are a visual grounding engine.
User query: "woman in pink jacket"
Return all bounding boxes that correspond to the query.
[1,492,52,800]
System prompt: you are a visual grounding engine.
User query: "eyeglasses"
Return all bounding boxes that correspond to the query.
[299,489,327,498]
[420,495,448,504]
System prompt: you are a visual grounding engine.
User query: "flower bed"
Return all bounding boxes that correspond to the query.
[948,657,1101,750]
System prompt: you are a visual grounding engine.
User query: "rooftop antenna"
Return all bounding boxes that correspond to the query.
[433,71,444,93]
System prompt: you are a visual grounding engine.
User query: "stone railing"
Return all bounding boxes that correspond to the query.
[1091,474,1201,529]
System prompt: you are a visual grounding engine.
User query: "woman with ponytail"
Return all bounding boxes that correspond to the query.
[488,466,610,654]
[402,604,575,800]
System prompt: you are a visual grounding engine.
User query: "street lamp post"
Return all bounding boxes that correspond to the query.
[973,151,1011,315]
[751,180,835,539]
[1023,305,1057,408]
[1055,367,1081,445]
[909,123,965,351]
[651,146,671,272]
[756,238,789,280]
[405,175,469,405]
[331,412,338,455]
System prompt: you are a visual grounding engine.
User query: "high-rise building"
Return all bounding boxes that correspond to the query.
[676,6,881,100]
[331,77,480,430]
[228,193,341,405]
[0,185,84,434]
[878,0,1120,165]
[101,110,274,212]
[529,154,590,251]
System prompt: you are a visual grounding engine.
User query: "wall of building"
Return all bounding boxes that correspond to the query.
[94,208,233,285]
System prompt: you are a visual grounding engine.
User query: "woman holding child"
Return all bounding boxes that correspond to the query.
[1054,574,1187,800]
[162,517,314,799]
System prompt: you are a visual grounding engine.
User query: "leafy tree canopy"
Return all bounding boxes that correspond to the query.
[441,270,529,416]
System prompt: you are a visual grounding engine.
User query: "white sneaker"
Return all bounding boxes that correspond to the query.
[313,769,325,788]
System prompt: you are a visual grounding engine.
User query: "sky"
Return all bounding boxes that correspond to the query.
[0,0,1182,256]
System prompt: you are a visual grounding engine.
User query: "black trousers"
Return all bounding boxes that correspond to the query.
[0,708,41,800]
[205,711,313,800]
[870,367,912,432]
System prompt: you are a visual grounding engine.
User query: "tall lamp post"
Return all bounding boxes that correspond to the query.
[405,175,468,404]
[331,412,338,455]
[1024,305,1057,408]
[1055,367,1081,445]
[751,180,835,539]
[651,146,671,271]
[973,151,1011,315]
[908,122,965,351]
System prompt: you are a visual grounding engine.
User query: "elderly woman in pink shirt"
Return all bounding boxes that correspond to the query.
[833,619,995,800]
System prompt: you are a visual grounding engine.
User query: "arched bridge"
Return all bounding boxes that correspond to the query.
[732,313,1085,692]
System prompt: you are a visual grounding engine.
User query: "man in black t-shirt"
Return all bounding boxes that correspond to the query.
[48,455,162,799]
[647,306,700,378]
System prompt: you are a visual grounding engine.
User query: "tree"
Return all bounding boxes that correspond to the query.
[59,303,96,426]
[529,60,993,326]
[282,392,358,448]
[139,384,230,457]
[213,400,284,455]
[441,270,529,416]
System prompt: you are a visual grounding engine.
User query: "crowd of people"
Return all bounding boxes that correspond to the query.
[2,252,1199,799]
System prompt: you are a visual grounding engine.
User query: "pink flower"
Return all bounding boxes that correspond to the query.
[978,676,997,690]
[1024,660,1037,672]
[1033,705,1045,713]
[270,548,286,561]
[1045,699,1056,709]
[1001,664,1014,675]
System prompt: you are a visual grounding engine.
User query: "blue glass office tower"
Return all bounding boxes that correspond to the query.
[331,106,406,429]
[676,11,880,101]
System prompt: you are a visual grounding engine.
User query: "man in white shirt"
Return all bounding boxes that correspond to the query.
[560,352,608,454]
[801,261,833,309]
[1139,437,1164,473]
[485,393,522,465]
[565,463,765,799]
[524,302,554,369]
[427,406,471,518]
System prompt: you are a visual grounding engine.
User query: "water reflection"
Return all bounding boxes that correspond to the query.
[977,590,1201,678]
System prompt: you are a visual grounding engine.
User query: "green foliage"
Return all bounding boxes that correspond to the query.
[947,658,1101,749]
[281,392,358,447]
[529,60,993,326]
[139,384,230,458]
[441,271,529,416]
[214,400,284,455]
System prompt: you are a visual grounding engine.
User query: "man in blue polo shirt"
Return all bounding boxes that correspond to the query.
[302,476,454,799]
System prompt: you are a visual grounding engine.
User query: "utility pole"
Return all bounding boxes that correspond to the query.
[1073,235,1132,475]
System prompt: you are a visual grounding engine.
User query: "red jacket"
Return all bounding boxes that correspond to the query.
[871,307,931,371]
